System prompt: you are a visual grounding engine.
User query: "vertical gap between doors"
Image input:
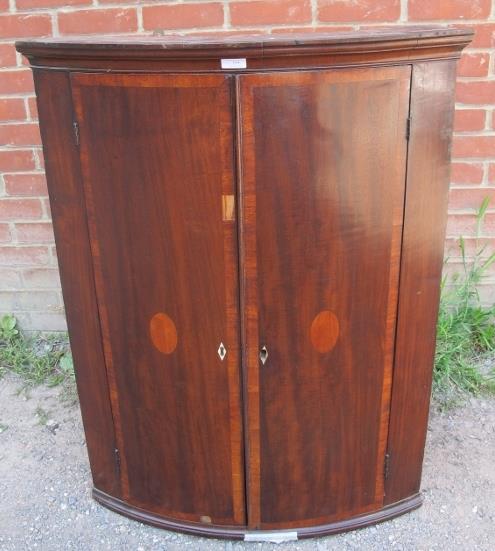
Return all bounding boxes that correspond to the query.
[231,74,251,528]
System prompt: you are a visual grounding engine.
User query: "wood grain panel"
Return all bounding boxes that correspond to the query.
[16,28,472,73]
[238,66,411,527]
[33,69,120,496]
[384,60,458,505]
[71,73,245,525]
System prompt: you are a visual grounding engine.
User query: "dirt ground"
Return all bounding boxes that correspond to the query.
[0,374,494,551]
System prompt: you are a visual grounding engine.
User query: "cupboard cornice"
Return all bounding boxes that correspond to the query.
[17,27,472,72]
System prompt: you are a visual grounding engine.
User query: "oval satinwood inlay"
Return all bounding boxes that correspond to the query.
[310,310,340,353]
[149,312,177,354]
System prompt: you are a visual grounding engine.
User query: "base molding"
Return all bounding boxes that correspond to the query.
[92,488,423,540]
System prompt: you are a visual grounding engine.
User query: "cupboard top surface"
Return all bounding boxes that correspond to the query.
[17,27,472,70]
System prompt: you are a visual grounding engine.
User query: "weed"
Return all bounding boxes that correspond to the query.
[434,198,495,408]
[0,315,74,390]
[0,315,19,340]
[35,406,50,425]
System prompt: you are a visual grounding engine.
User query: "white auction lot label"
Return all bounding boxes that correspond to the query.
[221,58,247,69]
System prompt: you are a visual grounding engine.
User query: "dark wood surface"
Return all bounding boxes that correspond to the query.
[93,486,422,539]
[33,69,120,498]
[16,26,471,51]
[16,28,472,72]
[18,28,469,537]
[384,60,458,505]
[71,72,245,525]
[238,66,410,528]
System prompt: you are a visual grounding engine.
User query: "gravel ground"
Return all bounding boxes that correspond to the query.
[0,374,494,551]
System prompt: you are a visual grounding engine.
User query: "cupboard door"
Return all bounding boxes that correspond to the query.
[71,74,245,525]
[238,67,411,528]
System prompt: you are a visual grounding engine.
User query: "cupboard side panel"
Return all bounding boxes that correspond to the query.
[385,60,457,504]
[33,69,120,496]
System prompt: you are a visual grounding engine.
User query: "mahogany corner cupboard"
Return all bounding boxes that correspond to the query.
[17,27,472,540]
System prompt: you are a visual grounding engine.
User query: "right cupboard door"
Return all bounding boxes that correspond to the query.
[238,66,411,528]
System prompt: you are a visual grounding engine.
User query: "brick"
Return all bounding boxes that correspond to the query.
[449,188,495,210]
[452,136,495,158]
[0,99,26,122]
[0,14,52,39]
[17,0,90,9]
[442,261,469,280]
[271,25,354,33]
[476,284,495,306]
[318,0,400,22]
[457,23,495,48]
[457,53,490,78]
[0,0,8,10]
[0,223,12,243]
[451,162,484,184]
[22,267,61,288]
[59,8,137,35]
[4,173,47,196]
[489,163,495,184]
[0,124,41,146]
[456,81,495,105]
[35,148,45,169]
[185,30,266,40]
[0,292,19,312]
[445,237,495,259]
[15,222,54,243]
[0,246,50,266]
[0,312,32,330]
[28,97,38,120]
[492,110,495,130]
[230,0,311,26]
[453,109,486,132]
[49,245,59,266]
[446,213,495,237]
[0,44,17,67]
[29,312,67,331]
[0,70,34,95]
[0,150,36,171]
[443,260,495,281]
[0,269,22,289]
[0,290,60,311]
[43,197,51,219]
[143,3,223,31]
[409,0,491,21]
[0,198,43,221]
[98,0,141,3]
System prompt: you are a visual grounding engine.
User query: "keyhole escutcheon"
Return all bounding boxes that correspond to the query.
[260,345,268,365]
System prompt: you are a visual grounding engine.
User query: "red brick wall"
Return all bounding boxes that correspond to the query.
[0,0,494,330]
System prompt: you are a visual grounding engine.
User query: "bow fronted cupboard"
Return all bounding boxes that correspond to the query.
[17,27,472,539]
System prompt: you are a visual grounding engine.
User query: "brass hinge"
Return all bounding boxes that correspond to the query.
[73,120,80,146]
[406,117,411,140]
[384,452,391,480]
[114,448,121,473]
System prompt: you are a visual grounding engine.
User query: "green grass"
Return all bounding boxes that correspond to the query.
[0,314,75,392]
[434,198,495,408]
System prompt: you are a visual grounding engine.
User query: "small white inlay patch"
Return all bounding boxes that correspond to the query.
[221,58,247,70]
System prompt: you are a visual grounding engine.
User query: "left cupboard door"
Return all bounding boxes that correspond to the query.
[70,73,245,526]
